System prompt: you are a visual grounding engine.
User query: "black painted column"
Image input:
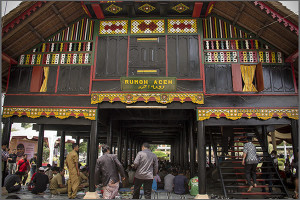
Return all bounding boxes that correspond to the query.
[261,126,268,153]
[208,145,211,166]
[197,120,206,194]
[189,120,195,177]
[117,129,122,161]
[89,115,98,192]
[59,131,65,168]
[124,131,128,168]
[183,122,189,168]
[37,124,44,168]
[86,138,90,167]
[2,118,12,146]
[129,135,133,165]
[291,119,299,162]
[107,120,113,151]
[76,136,80,155]
[133,140,136,160]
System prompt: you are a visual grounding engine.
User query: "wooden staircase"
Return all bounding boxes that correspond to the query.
[210,127,289,198]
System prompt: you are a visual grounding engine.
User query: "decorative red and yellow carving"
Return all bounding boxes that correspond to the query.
[197,108,298,121]
[91,93,204,105]
[2,107,96,120]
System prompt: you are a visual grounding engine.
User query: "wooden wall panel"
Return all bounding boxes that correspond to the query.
[95,36,128,79]
[30,66,44,92]
[205,64,232,93]
[231,64,243,92]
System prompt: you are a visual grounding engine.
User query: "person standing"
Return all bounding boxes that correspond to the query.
[16,154,30,185]
[31,167,49,194]
[30,153,38,178]
[7,149,17,175]
[242,136,259,192]
[132,142,158,199]
[2,144,9,186]
[66,143,80,199]
[95,144,125,199]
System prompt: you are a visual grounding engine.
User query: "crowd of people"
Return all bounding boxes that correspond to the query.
[1,139,299,199]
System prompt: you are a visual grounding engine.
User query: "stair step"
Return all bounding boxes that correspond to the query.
[220,160,272,163]
[223,179,280,182]
[221,166,273,169]
[233,141,260,143]
[225,185,283,188]
[222,172,276,175]
[227,192,285,195]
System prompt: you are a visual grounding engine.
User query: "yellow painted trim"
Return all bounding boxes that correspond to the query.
[137,38,158,41]
[91,93,204,105]
[197,108,298,121]
[2,107,96,120]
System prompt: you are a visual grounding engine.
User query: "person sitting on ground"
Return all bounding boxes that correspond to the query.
[32,167,49,194]
[4,171,22,193]
[45,164,53,181]
[153,173,161,189]
[173,169,188,195]
[188,172,198,196]
[158,168,167,189]
[164,169,176,192]
[79,166,89,189]
[49,168,68,195]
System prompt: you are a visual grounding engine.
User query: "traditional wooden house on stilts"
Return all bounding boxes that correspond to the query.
[1,1,298,198]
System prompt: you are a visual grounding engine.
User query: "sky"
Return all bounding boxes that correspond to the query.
[1,1,299,16]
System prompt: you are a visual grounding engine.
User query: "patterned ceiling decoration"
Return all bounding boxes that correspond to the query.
[105,4,122,14]
[91,93,204,105]
[168,19,197,33]
[172,3,189,13]
[2,107,97,120]
[197,108,298,121]
[138,3,156,13]
[131,19,164,34]
[99,20,128,34]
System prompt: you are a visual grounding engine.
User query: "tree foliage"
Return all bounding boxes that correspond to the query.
[21,123,32,129]
[153,151,168,158]
[43,144,50,163]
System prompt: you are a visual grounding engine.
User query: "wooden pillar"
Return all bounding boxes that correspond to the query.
[59,131,65,168]
[124,131,128,168]
[208,145,211,166]
[2,118,12,146]
[262,126,268,153]
[133,140,137,160]
[37,124,44,168]
[271,131,277,151]
[176,138,180,164]
[129,135,133,165]
[107,119,113,150]
[89,117,98,192]
[183,122,188,168]
[189,120,195,176]
[86,138,90,167]
[117,128,122,161]
[291,119,299,162]
[197,121,206,194]
[76,136,80,155]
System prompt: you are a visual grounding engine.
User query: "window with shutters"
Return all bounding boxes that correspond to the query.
[231,62,264,93]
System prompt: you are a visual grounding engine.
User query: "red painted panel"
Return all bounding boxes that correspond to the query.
[231,64,243,92]
[91,4,105,19]
[256,62,264,92]
[192,2,203,18]
[30,66,44,92]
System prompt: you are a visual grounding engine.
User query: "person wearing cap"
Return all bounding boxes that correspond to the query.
[79,166,89,189]
[31,167,49,194]
[50,168,68,195]
[66,143,80,199]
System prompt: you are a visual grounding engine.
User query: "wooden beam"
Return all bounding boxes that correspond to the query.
[91,3,105,19]
[257,21,269,37]
[4,2,74,52]
[159,2,168,17]
[2,52,18,64]
[27,23,45,42]
[192,2,203,18]
[51,4,68,28]
[2,1,56,42]
[233,3,245,25]
[285,50,298,63]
